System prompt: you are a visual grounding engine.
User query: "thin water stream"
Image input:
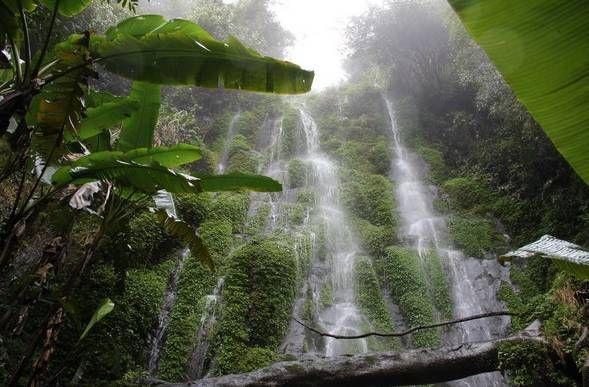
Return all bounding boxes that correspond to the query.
[384,95,509,386]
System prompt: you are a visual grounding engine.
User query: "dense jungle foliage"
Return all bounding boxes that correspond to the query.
[1,0,588,386]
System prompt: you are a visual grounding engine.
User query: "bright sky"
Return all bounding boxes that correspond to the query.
[271,0,386,90]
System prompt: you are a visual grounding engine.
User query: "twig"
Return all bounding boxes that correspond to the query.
[293,311,516,340]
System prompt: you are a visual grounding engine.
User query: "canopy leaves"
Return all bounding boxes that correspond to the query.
[447,0,589,184]
[79,298,114,341]
[89,16,314,94]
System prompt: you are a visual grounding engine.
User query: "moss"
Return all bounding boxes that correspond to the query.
[296,189,315,206]
[207,193,249,233]
[415,144,447,183]
[246,203,270,236]
[422,251,453,320]
[228,149,260,174]
[354,257,398,350]
[497,340,573,386]
[442,175,493,213]
[382,246,440,347]
[126,211,174,261]
[447,214,496,257]
[398,292,440,348]
[340,170,397,228]
[288,159,307,188]
[175,192,212,227]
[199,218,233,265]
[157,254,216,381]
[213,240,297,375]
[286,203,306,225]
[319,282,333,309]
[353,218,396,258]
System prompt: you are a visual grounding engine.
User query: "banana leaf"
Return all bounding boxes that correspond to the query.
[118,81,160,152]
[447,1,589,184]
[500,235,589,280]
[67,98,140,142]
[153,209,213,269]
[39,0,92,17]
[196,172,282,192]
[89,16,314,94]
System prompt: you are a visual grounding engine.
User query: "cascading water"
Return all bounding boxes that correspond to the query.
[279,108,372,356]
[187,276,225,379]
[216,112,241,174]
[384,96,510,386]
[300,109,369,356]
[147,247,190,373]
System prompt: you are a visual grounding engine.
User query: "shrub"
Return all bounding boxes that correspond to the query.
[207,193,249,233]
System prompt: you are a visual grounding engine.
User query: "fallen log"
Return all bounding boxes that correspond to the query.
[151,322,550,387]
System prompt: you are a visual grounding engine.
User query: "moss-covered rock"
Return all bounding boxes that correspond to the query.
[447,214,496,257]
[213,240,297,375]
[355,256,398,350]
[157,254,217,381]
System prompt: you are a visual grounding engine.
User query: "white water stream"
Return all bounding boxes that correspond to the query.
[384,96,509,386]
[216,112,241,174]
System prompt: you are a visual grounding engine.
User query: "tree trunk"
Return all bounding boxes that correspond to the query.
[153,325,549,387]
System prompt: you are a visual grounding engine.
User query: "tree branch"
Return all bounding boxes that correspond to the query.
[147,323,547,387]
[293,311,515,340]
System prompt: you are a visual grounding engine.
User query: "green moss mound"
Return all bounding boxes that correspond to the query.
[213,239,298,375]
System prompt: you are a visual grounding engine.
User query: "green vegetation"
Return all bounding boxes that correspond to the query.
[447,215,495,257]
[355,256,398,350]
[288,159,308,188]
[213,240,297,375]
[382,246,440,347]
[158,254,217,380]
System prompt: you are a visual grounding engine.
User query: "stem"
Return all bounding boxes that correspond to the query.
[16,0,31,84]
[294,311,517,340]
[32,0,60,78]
[8,37,22,86]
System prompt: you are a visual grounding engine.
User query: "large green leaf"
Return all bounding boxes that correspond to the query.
[89,16,314,94]
[196,172,282,192]
[153,209,213,270]
[53,145,202,187]
[61,161,201,194]
[500,235,589,280]
[39,0,92,17]
[118,81,161,152]
[79,298,114,341]
[447,1,589,184]
[123,144,202,168]
[67,98,140,142]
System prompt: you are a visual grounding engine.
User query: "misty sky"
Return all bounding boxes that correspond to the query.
[222,0,387,90]
[271,0,386,90]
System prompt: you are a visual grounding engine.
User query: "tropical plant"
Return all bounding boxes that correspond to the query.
[0,2,313,384]
[447,0,589,185]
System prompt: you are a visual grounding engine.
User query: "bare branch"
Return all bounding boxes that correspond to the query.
[294,311,515,340]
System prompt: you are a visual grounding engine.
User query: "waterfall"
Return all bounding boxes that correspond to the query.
[278,108,371,356]
[300,109,370,356]
[147,247,190,373]
[216,112,241,174]
[187,276,225,379]
[383,96,510,386]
